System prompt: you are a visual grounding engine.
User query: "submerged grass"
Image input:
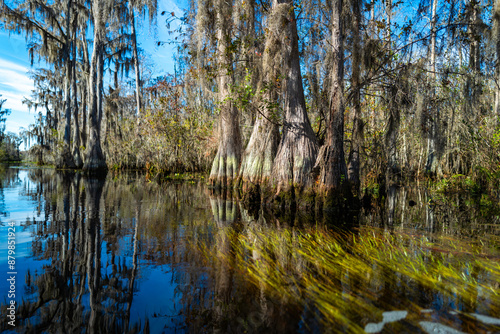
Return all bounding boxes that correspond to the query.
[198,224,500,332]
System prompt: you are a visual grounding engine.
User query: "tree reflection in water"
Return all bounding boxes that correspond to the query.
[0,167,498,333]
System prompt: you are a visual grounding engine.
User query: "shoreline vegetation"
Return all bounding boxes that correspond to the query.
[5,163,500,223]
[1,0,500,211]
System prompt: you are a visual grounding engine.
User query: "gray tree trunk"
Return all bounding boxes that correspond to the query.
[465,1,481,120]
[238,106,279,188]
[314,0,346,195]
[72,23,83,167]
[386,81,400,181]
[83,2,106,171]
[58,0,75,168]
[80,32,89,149]
[347,0,363,193]
[426,0,440,175]
[239,0,281,192]
[386,0,392,43]
[209,0,242,188]
[495,0,500,118]
[384,0,401,183]
[97,50,104,130]
[129,3,142,118]
[272,0,318,195]
[460,0,481,175]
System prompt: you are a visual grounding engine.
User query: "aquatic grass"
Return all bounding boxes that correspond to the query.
[196,223,500,332]
[355,230,496,299]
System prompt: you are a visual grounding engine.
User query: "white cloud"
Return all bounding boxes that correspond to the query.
[0,57,29,73]
[0,92,29,112]
[0,72,33,93]
[5,118,34,134]
[0,58,33,113]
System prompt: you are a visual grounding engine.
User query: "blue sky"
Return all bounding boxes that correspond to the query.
[0,0,185,137]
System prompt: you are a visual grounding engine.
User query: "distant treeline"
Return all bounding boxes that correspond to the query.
[0,96,21,162]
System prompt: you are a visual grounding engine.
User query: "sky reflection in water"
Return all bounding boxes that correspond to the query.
[0,166,498,333]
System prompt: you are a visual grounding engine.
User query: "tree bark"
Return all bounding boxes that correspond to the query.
[72,19,83,168]
[239,109,279,189]
[495,0,500,117]
[347,0,364,194]
[386,0,392,43]
[97,50,104,129]
[239,1,281,193]
[386,82,400,181]
[426,0,440,176]
[383,0,402,184]
[459,0,481,174]
[58,0,75,168]
[209,0,242,188]
[83,2,106,171]
[129,3,142,118]
[465,1,481,121]
[80,32,89,149]
[272,0,318,196]
[314,0,346,196]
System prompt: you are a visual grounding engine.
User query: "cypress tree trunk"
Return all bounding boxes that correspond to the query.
[239,107,279,191]
[463,1,481,122]
[129,3,142,118]
[383,0,401,184]
[97,50,104,129]
[461,0,481,174]
[58,0,75,168]
[72,23,83,168]
[244,0,256,79]
[209,0,242,188]
[470,2,481,110]
[83,3,106,171]
[272,0,318,197]
[386,0,392,42]
[425,0,440,176]
[347,0,363,194]
[494,0,500,119]
[81,85,88,149]
[80,33,89,150]
[239,1,281,195]
[495,0,500,118]
[314,0,346,198]
[386,81,400,182]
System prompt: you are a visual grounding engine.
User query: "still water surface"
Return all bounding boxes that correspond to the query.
[0,166,498,333]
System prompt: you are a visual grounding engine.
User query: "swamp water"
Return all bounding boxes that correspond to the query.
[0,166,498,333]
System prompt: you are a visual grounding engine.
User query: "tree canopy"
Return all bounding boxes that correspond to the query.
[1,0,499,206]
